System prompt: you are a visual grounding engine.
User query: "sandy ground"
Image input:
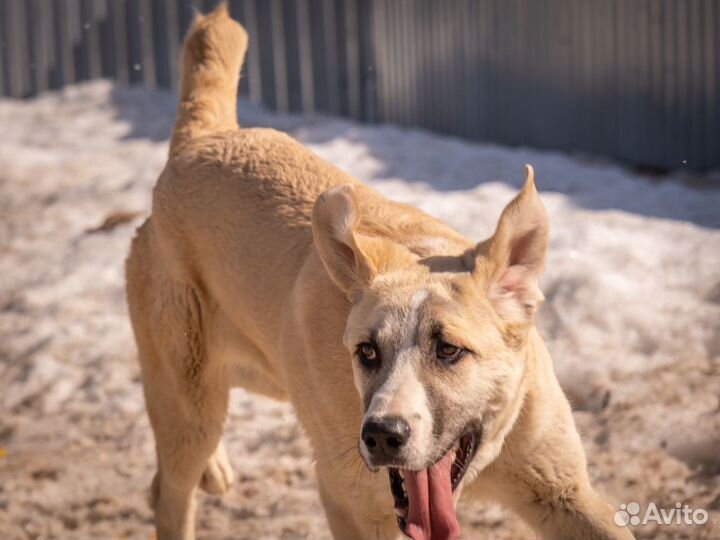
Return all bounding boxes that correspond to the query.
[1,81,719,540]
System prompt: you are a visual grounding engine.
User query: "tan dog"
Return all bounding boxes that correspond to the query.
[125,5,634,540]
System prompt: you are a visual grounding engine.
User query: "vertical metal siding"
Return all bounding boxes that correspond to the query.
[0,0,718,171]
[343,0,361,120]
[370,0,720,170]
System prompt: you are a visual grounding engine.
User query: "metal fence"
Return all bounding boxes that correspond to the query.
[1,0,718,171]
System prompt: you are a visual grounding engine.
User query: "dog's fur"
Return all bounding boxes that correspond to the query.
[125,6,634,540]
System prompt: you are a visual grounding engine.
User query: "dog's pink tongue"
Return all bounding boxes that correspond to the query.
[403,453,461,540]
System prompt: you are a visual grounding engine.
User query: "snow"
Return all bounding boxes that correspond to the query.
[1,80,719,540]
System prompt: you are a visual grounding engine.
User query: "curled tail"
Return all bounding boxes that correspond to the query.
[170,3,248,155]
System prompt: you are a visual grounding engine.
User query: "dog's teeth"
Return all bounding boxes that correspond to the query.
[394,507,408,518]
[398,470,405,479]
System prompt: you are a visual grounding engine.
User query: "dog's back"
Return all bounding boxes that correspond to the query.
[129,4,355,342]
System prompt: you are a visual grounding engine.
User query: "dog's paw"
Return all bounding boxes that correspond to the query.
[200,446,235,495]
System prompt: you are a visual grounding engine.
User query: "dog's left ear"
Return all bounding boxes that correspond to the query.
[474,165,549,325]
[312,185,376,299]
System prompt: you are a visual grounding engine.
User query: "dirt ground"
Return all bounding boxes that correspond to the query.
[1,82,719,540]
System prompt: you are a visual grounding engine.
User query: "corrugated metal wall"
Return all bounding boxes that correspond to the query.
[371,0,720,171]
[0,0,377,119]
[0,0,718,171]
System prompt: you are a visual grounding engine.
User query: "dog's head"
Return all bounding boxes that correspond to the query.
[312,166,548,534]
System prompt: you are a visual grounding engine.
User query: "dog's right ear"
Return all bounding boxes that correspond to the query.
[312,185,376,299]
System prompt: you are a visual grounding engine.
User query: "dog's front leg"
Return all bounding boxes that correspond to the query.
[474,384,636,540]
[482,466,636,540]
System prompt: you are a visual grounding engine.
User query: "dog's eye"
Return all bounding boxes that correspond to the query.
[357,342,380,368]
[436,342,463,363]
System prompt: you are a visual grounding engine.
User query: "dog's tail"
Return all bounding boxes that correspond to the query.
[170,2,248,155]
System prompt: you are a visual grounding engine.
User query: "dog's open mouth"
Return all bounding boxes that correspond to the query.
[388,431,479,539]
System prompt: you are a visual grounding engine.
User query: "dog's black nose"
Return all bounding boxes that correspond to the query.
[361,416,411,459]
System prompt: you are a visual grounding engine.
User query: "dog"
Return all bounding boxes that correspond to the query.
[125,5,635,540]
